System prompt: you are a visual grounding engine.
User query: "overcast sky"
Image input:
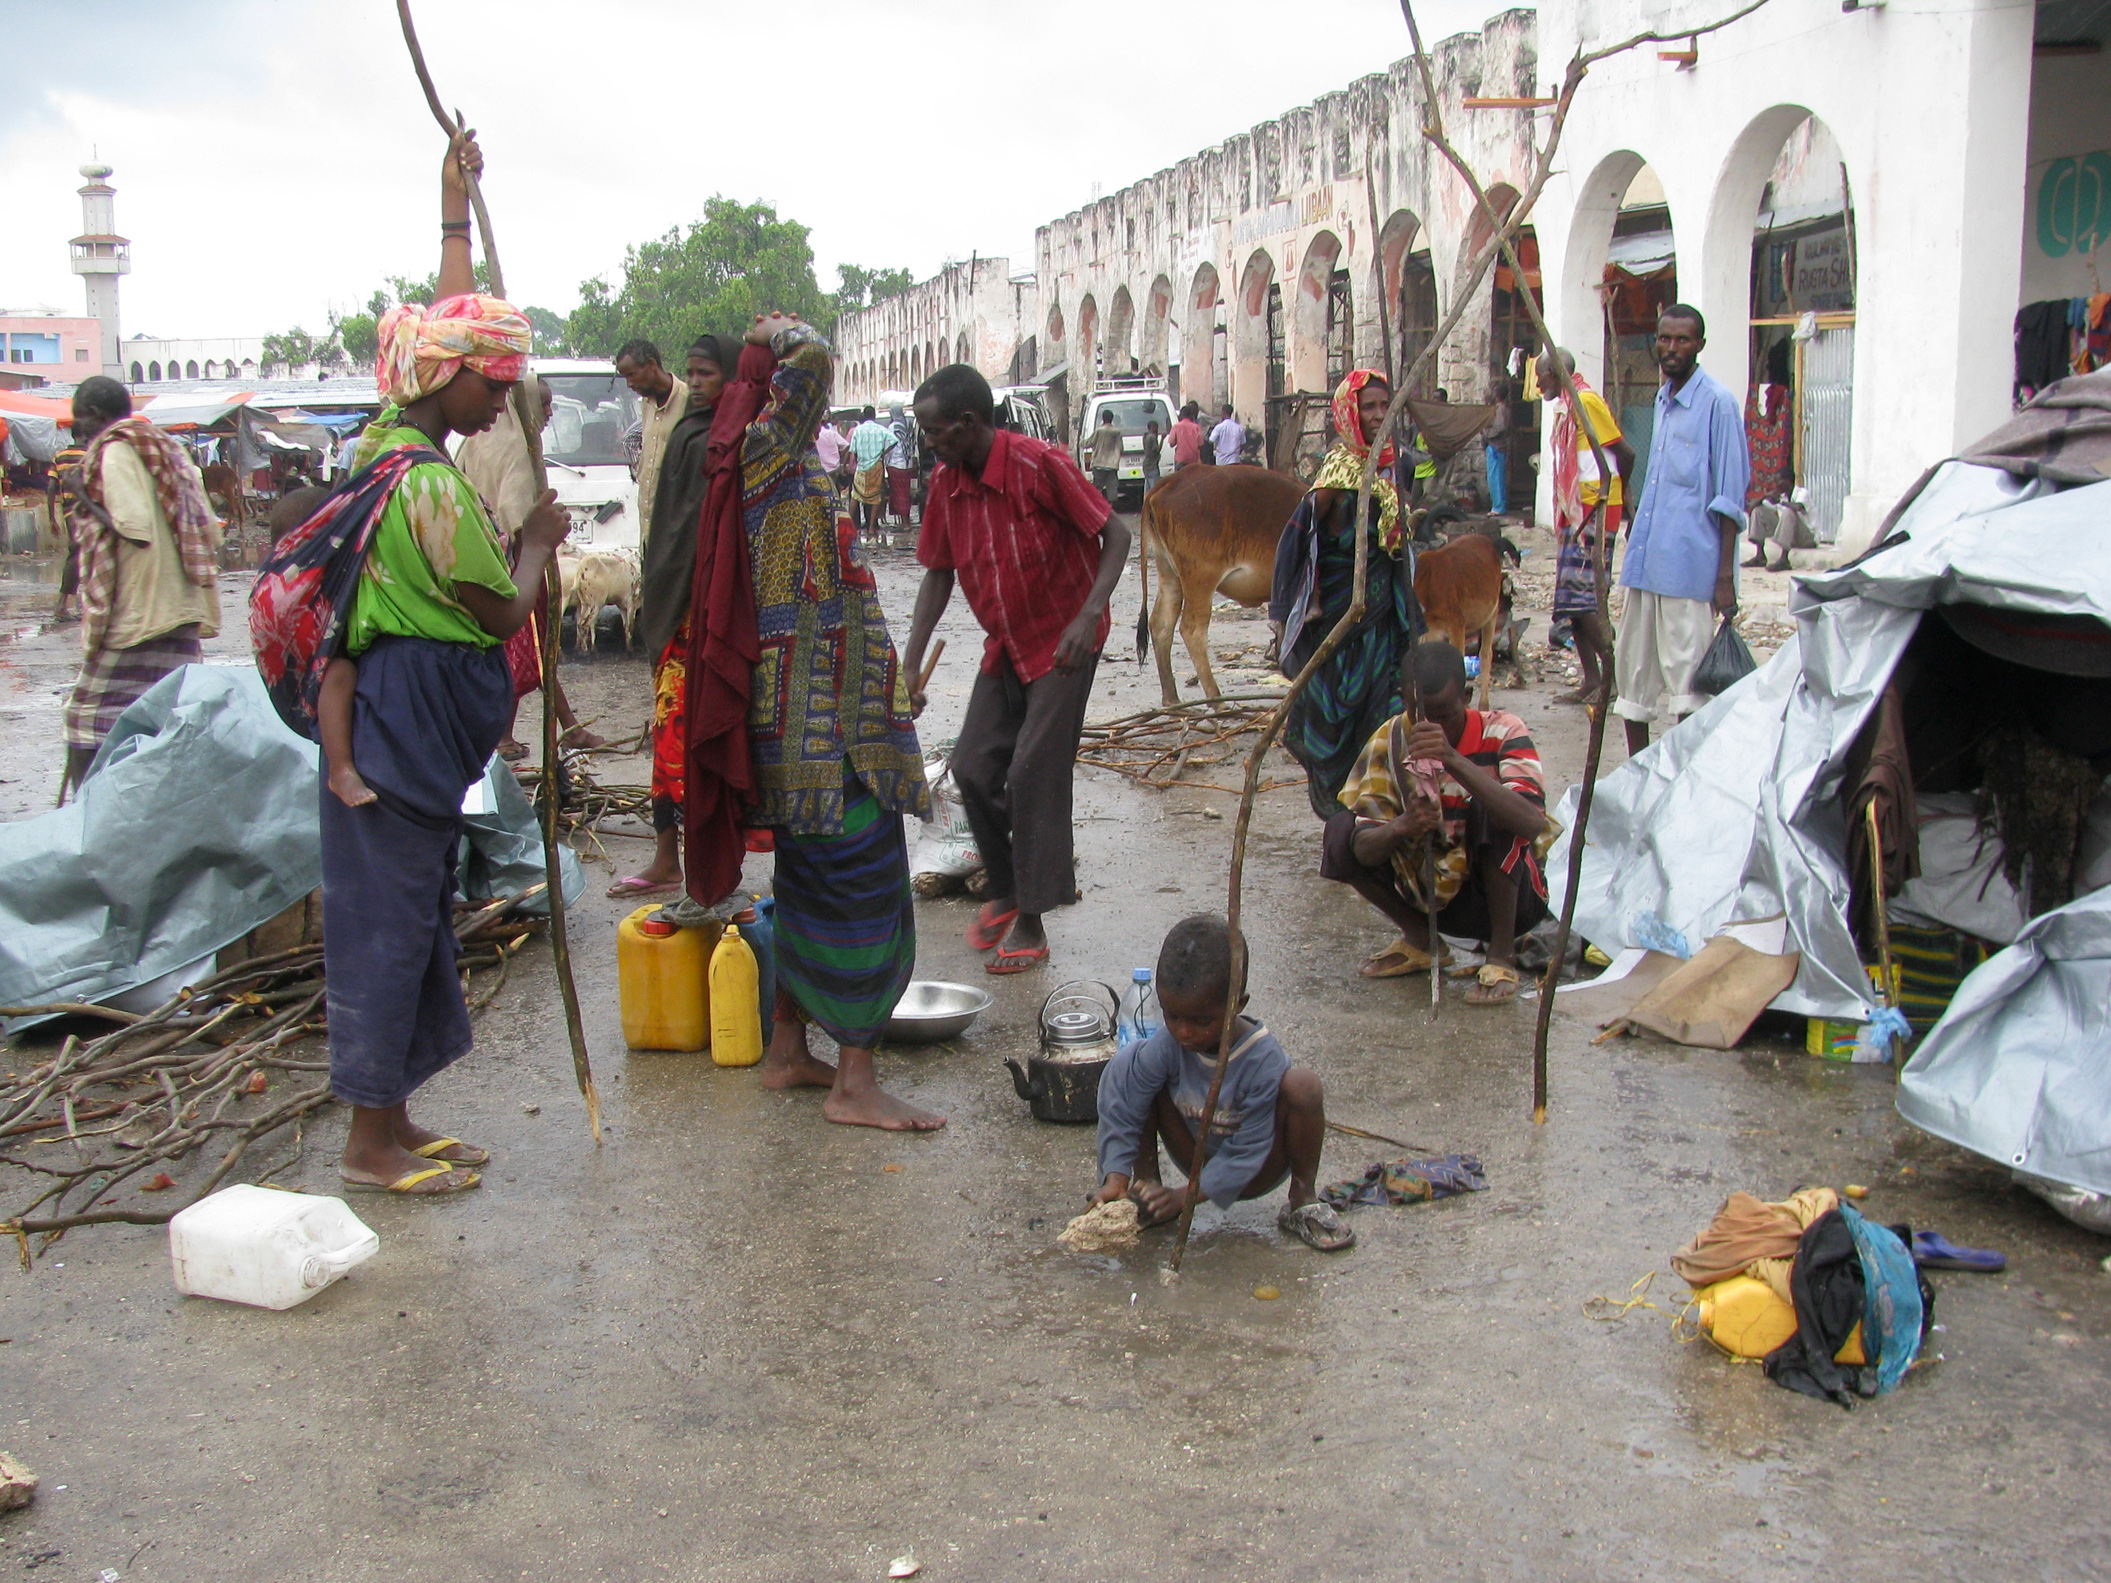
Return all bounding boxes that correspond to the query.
[2,0,1489,341]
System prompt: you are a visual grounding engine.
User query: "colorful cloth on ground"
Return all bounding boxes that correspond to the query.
[1310,369,1401,552]
[1744,383,1792,507]
[1320,1153,1487,1210]
[920,428,1113,683]
[374,293,531,408]
[248,444,441,742]
[1669,1187,1837,1289]
[652,623,689,819]
[1271,488,1418,818]
[1338,709,1555,904]
[1553,501,1620,617]
[74,418,220,653]
[767,778,917,1047]
[342,424,516,656]
[730,327,928,836]
[63,627,201,751]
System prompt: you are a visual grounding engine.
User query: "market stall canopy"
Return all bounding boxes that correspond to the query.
[138,392,254,429]
[1402,396,1502,461]
[1607,230,1677,279]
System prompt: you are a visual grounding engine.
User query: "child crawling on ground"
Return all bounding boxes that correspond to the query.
[1088,914,1355,1252]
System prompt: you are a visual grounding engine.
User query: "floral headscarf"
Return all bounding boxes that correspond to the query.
[1311,368,1402,552]
[375,292,532,407]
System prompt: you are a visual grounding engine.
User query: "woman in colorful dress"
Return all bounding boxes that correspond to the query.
[321,131,567,1194]
[676,313,940,1131]
[1269,369,1422,818]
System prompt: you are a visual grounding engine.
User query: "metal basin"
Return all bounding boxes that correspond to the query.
[883,980,994,1044]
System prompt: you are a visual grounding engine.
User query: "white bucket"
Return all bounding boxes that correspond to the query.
[169,1184,378,1310]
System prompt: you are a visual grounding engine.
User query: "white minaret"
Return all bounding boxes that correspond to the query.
[69,162,130,379]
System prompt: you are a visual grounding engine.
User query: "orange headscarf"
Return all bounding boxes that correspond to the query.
[1313,369,1402,551]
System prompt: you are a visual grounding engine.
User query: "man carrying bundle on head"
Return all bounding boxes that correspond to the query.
[1320,641,1556,1006]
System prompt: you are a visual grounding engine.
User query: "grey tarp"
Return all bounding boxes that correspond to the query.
[1543,458,2111,1190]
[0,665,582,1028]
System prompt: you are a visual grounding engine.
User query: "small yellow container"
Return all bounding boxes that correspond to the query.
[708,924,764,1067]
[617,904,711,1052]
[1806,1017,1862,1060]
[1692,1274,1866,1363]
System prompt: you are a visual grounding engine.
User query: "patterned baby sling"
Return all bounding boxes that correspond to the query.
[247,444,443,741]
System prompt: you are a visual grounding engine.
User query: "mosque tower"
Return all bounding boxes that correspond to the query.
[69,162,130,378]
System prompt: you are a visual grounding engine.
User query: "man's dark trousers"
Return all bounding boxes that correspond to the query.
[951,650,1099,914]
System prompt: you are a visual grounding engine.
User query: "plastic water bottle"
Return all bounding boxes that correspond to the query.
[168,1184,378,1310]
[1118,968,1162,1047]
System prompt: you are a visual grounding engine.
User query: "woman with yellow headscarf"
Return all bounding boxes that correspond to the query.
[1268,368,1422,818]
[306,130,567,1196]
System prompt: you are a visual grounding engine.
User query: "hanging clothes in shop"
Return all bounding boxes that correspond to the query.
[1745,383,1792,508]
[2016,297,2110,404]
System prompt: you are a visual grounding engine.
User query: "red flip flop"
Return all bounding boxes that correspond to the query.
[966,904,1019,952]
[986,942,1048,975]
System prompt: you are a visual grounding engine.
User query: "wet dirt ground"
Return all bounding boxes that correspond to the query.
[2,527,2107,1581]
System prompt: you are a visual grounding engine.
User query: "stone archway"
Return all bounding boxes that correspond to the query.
[1234,250,1276,419]
[956,330,971,368]
[1076,295,1100,386]
[1380,210,1440,394]
[1106,284,1136,377]
[1140,274,1173,377]
[1186,263,1222,410]
[1293,229,1347,393]
[1700,103,1822,403]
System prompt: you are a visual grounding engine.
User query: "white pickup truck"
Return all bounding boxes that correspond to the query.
[1075,381,1174,509]
[532,358,642,555]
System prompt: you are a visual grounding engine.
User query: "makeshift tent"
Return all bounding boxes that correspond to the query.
[1547,374,2111,1195]
[0,666,581,1030]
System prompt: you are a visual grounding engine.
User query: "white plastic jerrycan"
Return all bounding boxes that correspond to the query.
[169,1184,379,1310]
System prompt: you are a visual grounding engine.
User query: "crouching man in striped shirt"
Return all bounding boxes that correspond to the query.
[1319,641,1559,1006]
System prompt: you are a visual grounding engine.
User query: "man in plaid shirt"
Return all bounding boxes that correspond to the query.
[904,364,1131,973]
[1320,642,1557,1006]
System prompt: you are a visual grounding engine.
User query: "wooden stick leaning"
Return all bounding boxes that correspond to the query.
[1864,800,1901,1074]
[912,638,946,699]
[395,0,600,1140]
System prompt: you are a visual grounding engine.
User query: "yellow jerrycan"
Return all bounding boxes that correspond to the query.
[709,924,765,1067]
[617,906,712,1052]
[1692,1274,1866,1363]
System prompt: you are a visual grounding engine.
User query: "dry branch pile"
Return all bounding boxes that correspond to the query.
[0,891,543,1260]
[1077,696,1307,796]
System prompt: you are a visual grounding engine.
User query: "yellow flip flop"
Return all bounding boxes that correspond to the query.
[341,1165,481,1195]
[1360,939,1451,979]
[411,1137,490,1167]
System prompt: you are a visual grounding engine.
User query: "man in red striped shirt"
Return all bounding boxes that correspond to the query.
[1320,642,1556,1006]
[904,365,1131,973]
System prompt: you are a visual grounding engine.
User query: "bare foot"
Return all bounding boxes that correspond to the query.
[757,1020,835,1090]
[559,725,608,750]
[328,762,378,808]
[823,1047,946,1131]
[821,1086,947,1131]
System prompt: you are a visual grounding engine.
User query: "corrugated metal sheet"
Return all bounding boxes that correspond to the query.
[1801,326,1854,543]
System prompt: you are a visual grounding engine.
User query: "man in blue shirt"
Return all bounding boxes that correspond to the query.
[1614,305,1750,756]
[1209,404,1247,466]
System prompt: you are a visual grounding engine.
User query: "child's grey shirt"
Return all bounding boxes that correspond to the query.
[1095,1018,1288,1209]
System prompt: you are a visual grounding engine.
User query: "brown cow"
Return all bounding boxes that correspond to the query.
[200,462,248,529]
[1136,463,1305,704]
[1410,526,1519,711]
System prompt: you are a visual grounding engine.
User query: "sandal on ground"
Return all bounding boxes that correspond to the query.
[1279,1200,1356,1252]
[495,739,530,762]
[986,941,1049,975]
[1465,963,1520,1006]
[558,725,608,750]
[966,903,1019,952]
[607,874,683,900]
[341,1164,481,1196]
[1361,938,1448,979]
[1912,1230,2006,1272]
[411,1137,490,1167]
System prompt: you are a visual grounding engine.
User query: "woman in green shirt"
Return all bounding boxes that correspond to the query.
[320,130,569,1196]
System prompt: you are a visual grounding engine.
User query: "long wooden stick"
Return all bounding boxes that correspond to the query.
[396,0,599,1141]
[1864,799,1900,1073]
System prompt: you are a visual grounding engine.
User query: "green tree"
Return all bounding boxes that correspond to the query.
[567,197,831,360]
[522,304,570,357]
[332,309,380,365]
[261,326,341,372]
[832,263,914,318]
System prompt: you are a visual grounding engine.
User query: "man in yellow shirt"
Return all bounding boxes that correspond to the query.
[61,376,222,794]
[1547,350,1633,708]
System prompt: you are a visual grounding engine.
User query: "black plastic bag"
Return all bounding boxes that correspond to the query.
[1692,616,1757,696]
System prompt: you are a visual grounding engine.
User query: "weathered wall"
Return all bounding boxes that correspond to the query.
[835,258,1025,406]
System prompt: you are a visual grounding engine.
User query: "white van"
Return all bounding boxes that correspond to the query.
[533,358,641,554]
[1076,380,1174,508]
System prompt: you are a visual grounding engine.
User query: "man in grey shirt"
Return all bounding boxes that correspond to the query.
[1087,915,1354,1251]
[1087,409,1124,503]
[1209,403,1246,466]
